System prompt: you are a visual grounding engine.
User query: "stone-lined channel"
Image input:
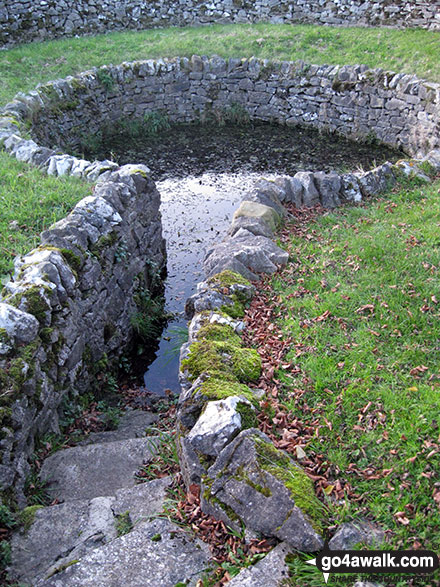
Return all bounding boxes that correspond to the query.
[98,121,403,396]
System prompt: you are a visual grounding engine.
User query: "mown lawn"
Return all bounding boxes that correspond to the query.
[258,176,440,585]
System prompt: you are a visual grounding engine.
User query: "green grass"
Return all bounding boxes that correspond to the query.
[0,151,91,278]
[265,177,440,583]
[1,23,439,279]
[1,24,440,107]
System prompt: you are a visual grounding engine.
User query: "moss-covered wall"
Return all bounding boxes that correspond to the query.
[0,166,165,503]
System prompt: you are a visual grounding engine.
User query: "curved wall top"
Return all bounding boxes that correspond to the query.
[1,0,439,47]
[6,56,439,159]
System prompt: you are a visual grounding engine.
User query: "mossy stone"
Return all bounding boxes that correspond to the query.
[181,341,261,383]
[254,436,325,532]
[199,379,259,406]
[208,270,251,289]
[19,505,44,533]
[196,323,242,345]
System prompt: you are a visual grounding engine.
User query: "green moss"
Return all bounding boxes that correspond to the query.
[233,465,272,497]
[221,299,245,319]
[208,270,251,289]
[418,160,437,178]
[196,323,242,345]
[182,341,261,383]
[10,285,52,324]
[19,505,44,532]
[115,511,133,537]
[60,248,82,272]
[95,353,108,372]
[70,77,88,92]
[8,358,28,391]
[151,533,162,542]
[91,231,118,256]
[45,559,79,579]
[199,379,259,406]
[0,407,12,428]
[254,436,325,532]
[236,401,258,429]
[39,327,54,345]
[0,328,10,347]
[202,477,242,525]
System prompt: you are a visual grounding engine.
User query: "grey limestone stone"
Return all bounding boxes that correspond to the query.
[329,520,385,550]
[201,428,324,552]
[314,171,342,208]
[294,171,320,207]
[227,542,290,586]
[0,302,39,352]
[187,396,253,456]
[40,518,211,587]
[39,437,158,502]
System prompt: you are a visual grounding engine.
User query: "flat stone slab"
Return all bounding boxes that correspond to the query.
[40,437,157,501]
[227,542,290,586]
[10,477,172,585]
[39,518,212,587]
[112,476,172,524]
[10,497,116,585]
[79,409,158,445]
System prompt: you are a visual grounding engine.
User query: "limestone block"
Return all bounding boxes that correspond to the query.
[201,429,324,552]
[233,200,280,232]
[0,302,39,354]
[187,396,254,456]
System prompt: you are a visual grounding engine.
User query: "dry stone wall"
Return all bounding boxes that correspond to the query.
[0,160,166,502]
[9,56,440,159]
[1,0,439,47]
[1,54,439,504]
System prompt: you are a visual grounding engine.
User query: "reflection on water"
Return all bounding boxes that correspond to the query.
[142,171,278,396]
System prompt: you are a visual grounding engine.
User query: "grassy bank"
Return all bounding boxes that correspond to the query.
[1,23,440,106]
[260,176,440,584]
[1,23,439,278]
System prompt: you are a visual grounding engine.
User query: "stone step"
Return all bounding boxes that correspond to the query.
[37,518,211,587]
[78,409,158,446]
[227,542,290,586]
[9,477,171,585]
[40,437,158,502]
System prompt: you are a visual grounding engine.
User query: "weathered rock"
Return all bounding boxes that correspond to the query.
[185,286,235,320]
[10,497,117,584]
[187,396,254,456]
[423,149,440,171]
[340,173,363,202]
[227,542,290,586]
[112,476,172,523]
[177,434,207,488]
[40,518,211,587]
[201,429,324,552]
[294,172,320,207]
[314,171,342,208]
[395,159,431,182]
[228,215,274,239]
[39,437,158,501]
[79,409,158,445]
[233,200,280,232]
[329,520,385,550]
[0,302,39,353]
[283,176,304,208]
[249,179,286,216]
[204,235,288,279]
